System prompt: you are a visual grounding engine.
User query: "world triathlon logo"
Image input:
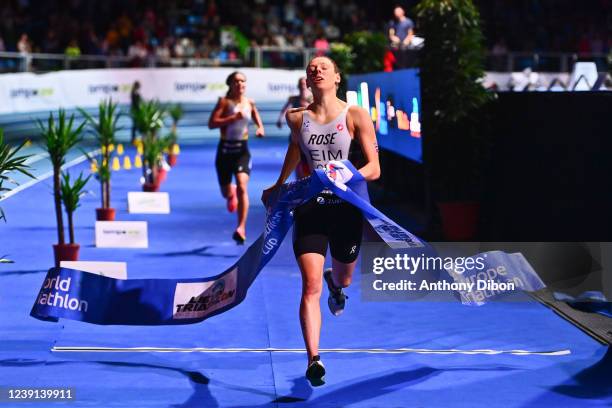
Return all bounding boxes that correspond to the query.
[10,88,54,99]
[36,275,88,312]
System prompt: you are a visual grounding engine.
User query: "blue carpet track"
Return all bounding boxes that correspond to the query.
[0,138,609,407]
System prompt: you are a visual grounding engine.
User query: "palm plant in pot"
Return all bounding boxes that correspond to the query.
[38,109,85,266]
[415,0,493,240]
[79,99,121,221]
[0,128,35,263]
[166,103,183,167]
[0,128,34,222]
[132,100,166,191]
[59,171,91,261]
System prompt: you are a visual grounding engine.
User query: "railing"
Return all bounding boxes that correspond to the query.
[0,48,609,73]
[486,52,609,73]
[0,51,243,73]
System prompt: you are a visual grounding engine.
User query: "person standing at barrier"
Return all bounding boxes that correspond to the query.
[261,56,380,386]
[209,71,265,244]
[388,6,415,69]
[130,81,141,144]
[276,77,312,179]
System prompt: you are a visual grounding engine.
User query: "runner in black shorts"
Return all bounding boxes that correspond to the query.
[209,71,264,244]
[261,56,380,386]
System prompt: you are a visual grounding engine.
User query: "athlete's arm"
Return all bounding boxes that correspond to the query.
[276,98,292,128]
[349,106,380,181]
[261,109,303,204]
[208,97,243,129]
[250,99,265,137]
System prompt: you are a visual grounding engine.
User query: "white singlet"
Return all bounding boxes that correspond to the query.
[222,99,252,141]
[297,105,353,171]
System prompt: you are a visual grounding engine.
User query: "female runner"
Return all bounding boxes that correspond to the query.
[262,56,380,385]
[209,71,265,244]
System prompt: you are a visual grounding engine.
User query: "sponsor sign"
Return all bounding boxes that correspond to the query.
[128,192,170,214]
[95,221,148,248]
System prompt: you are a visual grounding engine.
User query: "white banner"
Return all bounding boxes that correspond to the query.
[0,67,304,114]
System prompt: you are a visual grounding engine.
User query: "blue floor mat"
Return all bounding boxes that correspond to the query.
[0,138,609,407]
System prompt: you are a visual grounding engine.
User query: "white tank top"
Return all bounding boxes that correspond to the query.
[298,105,352,171]
[222,99,251,141]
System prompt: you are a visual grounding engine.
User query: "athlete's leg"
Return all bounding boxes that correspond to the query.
[234,171,249,238]
[297,252,325,362]
[220,183,234,198]
[329,201,363,287]
[293,198,329,364]
[215,148,238,213]
[330,257,358,288]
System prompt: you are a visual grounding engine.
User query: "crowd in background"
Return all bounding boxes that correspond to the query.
[0,0,609,66]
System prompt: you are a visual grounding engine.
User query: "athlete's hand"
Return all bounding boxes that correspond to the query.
[325,160,354,187]
[276,120,282,129]
[256,127,265,138]
[261,183,280,206]
[234,111,245,121]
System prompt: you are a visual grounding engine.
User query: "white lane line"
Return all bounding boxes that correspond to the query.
[51,346,571,356]
[0,149,99,202]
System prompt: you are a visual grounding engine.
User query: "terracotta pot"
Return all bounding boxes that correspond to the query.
[167,153,177,167]
[53,243,80,267]
[158,167,167,183]
[96,207,116,221]
[143,181,160,192]
[437,201,480,241]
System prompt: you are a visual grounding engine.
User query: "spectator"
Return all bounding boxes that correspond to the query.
[491,38,509,71]
[42,30,60,54]
[65,39,81,58]
[387,6,416,69]
[17,33,32,55]
[313,31,329,56]
[127,40,148,67]
[388,6,414,46]
[155,38,172,66]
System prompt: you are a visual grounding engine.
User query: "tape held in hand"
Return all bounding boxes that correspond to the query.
[325,160,354,187]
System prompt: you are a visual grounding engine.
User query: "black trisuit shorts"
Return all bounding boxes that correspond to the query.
[292,192,364,263]
[215,140,251,185]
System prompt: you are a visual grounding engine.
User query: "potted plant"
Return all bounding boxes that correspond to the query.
[415,0,493,240]
[166,103,183,167]
[1,128,35,264]
[0,128,34,222]
[132,100,166,191]
[59,171,91,262]
[37,109,85,266]
[79,99,121,221]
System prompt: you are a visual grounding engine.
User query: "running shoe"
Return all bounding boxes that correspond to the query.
[226,184,238,213]
[324,268,348,316]
[232,230,246,245]
[305,355,325,386]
